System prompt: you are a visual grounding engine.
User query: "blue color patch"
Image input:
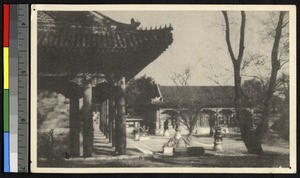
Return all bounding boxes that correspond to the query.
[4,132,10,172]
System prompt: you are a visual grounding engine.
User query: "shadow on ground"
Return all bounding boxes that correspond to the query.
[37,151,289,168]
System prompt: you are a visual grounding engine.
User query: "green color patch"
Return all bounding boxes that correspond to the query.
[4,90,9,132]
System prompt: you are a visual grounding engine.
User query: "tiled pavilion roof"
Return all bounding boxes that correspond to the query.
[37,11,173,79]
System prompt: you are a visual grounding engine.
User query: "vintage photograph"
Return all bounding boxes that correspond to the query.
[30,5,296,173]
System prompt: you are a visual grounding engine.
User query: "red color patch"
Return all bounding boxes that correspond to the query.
[3,4,10,47]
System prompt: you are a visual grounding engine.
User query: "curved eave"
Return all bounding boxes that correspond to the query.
[37,27,173,79]
[37,27,173,51]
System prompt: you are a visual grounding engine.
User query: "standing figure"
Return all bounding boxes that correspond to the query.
[163,119,170,136]
[164,119,169,131]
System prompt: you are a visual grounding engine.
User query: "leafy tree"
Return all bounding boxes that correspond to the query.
[242,79,266,109]
[125,75,157,115]
[242,77,287,114]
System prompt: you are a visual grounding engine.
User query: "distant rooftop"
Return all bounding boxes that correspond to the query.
[152,85,250,108]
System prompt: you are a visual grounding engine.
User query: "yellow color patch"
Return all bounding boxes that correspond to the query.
[4,47,9,89]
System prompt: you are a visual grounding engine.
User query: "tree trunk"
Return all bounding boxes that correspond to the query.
[233,62,264,154]
[222,11,265,154]
[232,64,264,154]
[239,110,264,154]
[256,11,286,140]
[241,130,263,154]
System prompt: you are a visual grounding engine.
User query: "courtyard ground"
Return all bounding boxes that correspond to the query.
[38,128,290,168]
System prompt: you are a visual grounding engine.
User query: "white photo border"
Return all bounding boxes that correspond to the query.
[30,4,297,174]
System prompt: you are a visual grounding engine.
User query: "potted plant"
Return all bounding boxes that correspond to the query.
[139,126,151,141]
[162,129,190,155]
[133,125,150,141]
[162,137,176,155]
[213,126,223,152]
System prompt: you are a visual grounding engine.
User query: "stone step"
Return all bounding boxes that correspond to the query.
[94,141,111,145]
[94,134,104,137]
[94,147,114,152]
[127,139,153,155]
[94,137,107,140]
[92,127,115,156]
[94,133,106,135]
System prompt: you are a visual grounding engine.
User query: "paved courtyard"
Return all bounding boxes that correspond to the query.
[125,129,289,167]
[38,127,289,168]
[127,129,289,156]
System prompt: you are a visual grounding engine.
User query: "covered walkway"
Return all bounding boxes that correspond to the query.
[37,11,173,158]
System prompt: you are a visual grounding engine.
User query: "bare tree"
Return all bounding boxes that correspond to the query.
[169,65,191,108]
[222,11,288,154]
[170,65,191,87]
[221,11,261,153]
[256,11,288,142]
[179,106,202,137]
[169,66,201,138]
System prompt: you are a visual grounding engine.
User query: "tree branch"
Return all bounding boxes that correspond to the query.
[282,21,289,28]
[256,11,286,139]
[237,11,246,63]
[280,60,289,69]
[222,11,236,62]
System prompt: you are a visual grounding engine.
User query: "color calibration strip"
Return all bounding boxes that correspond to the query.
[3,4,10,173]
[10,4,19,172]
[3,4,29,173]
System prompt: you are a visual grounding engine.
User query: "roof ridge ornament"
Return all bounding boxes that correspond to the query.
[91,11,141,31]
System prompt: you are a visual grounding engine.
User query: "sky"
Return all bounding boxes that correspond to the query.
[103,11,289,86]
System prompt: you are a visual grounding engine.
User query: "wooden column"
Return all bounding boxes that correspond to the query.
[109,97,115,144]
[171,115,175,129]
[153,109,160,134]
[115,77,126,155]
[83,84,93,157]
[112,100,116,147]
[106,99,110,139]
[100,100,106,134]
[69,86,80,157]
[98,108,101,132]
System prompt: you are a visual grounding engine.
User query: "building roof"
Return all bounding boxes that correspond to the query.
[37,11,173,79]
[152,85,250,108]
